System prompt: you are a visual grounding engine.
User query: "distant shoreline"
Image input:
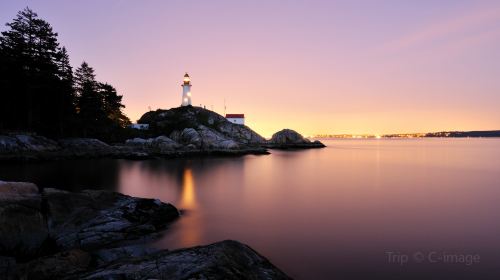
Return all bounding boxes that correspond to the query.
[314,130,500,139]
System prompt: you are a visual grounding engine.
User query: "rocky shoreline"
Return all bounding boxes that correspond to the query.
[0,181,290,279]
[0,130,323,162]
[0,106,325,162]
[0,135,269,162]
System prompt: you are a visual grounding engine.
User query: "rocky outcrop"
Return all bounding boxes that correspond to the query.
[17,249,92,280]
[0,182,49,260]
[0,107,324,161]
[0,182,290,279]
[125,135,182,152]
[45,188,179,251]
[139,106,266,145]
[58,138,115,157]
[266,129,325,149]
[167,125,240,150]
[197,125,241,149]
[0,181,179,259]
[92,244,160,266]
[0,135,59,154]
[81,240,290,280]
[0,134,268,161]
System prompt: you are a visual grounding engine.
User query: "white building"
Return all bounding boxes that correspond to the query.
[181,73,192,106]
[226,114,245,125]
[129,123,149,130]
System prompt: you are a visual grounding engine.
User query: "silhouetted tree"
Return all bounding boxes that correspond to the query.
[0,7,131,141]
[75,62,104,136]
[99,83,131,128]
[74,62,130,138]
[0,7,76,135]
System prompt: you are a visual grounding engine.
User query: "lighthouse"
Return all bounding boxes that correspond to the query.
[181,73,192,106]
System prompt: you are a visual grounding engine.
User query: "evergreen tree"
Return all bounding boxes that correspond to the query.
[74,61,96,94]
[74,62,105,137]
[0,7,131,141]
[99,83,131,128]
[74,62,130,138]
[0,7,76,135]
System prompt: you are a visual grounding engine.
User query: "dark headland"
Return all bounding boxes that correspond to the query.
[0,106,325,162]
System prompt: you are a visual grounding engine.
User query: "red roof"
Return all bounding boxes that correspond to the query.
[226,114,244,118]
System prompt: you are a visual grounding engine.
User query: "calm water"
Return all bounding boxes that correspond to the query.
[2,139,500,279]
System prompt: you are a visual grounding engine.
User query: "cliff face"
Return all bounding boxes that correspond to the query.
[138,106,266,146]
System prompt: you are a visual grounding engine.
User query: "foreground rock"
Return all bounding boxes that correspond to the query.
[80,240,290,280]
[0,182,291,279]
[0,182,48,260]
[266,129,325,149]
[0,181,179,259]
[16,240,290,280]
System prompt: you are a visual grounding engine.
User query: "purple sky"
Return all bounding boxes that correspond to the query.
[1,0,499,136]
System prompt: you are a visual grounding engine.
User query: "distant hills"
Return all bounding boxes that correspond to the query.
[315,130,500,139]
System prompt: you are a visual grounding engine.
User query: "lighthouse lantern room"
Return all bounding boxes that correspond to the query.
[181,73,192,106]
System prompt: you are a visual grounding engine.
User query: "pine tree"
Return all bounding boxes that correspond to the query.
[74,61,96,94]
[99,83,131,128]
[74,62,105,137]
[0,7,76,135]
[0,7,130,140]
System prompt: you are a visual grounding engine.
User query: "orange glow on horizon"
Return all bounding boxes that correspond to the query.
[15,1,496,137]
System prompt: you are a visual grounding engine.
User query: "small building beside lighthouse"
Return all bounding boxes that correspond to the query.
[226,114,245,125]
[181,73,192,106]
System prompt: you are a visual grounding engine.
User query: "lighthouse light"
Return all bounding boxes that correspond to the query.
[181,73,192,106]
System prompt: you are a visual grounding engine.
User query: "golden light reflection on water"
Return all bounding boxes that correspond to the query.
[177,167,201,246]
[179,168,196,209]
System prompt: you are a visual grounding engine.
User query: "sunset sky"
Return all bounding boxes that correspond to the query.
[1,0,499,137]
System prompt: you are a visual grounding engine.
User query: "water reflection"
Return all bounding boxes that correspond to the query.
[2,140,500,279]
[179,168,196,209]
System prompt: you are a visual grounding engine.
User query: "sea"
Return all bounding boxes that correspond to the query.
[2,138,500,279]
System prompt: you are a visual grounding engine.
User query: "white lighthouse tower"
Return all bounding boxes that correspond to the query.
[181,73,192,106]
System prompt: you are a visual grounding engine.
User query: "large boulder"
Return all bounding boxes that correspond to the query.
[0,182,291,279]
[268,129,325,149]
[0,181,48,259]
[80,240,291,280]
[0,182,179,259]
[180,128,202,147]
[138,106,265,145]
[197,125,240,149]
[0,136,21,153]
[17,249,92,280]
[92,244,160,266]
[270,129,310,144]
[14,135,60,152]
[45,188,179,250]
[125,136,181,152]
[216,122,265,145]
[58,138,117,157]
[59,138,110,151]
[0,135,60,154]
